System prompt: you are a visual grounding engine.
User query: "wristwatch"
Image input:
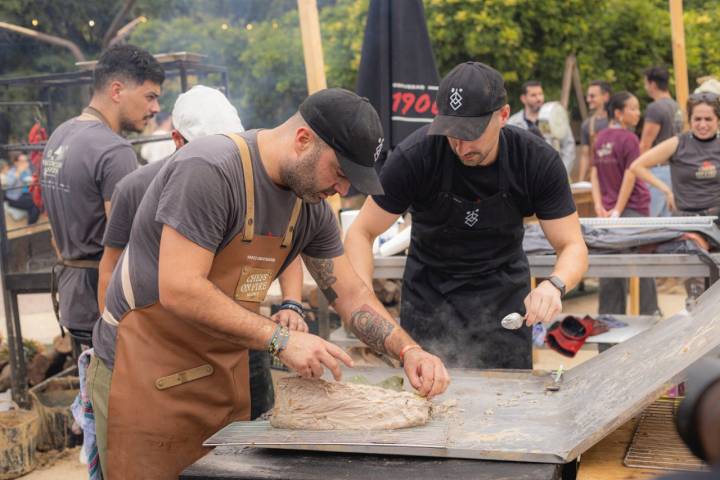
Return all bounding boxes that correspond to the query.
[547,276,566,297]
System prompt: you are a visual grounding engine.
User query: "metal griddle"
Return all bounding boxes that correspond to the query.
[205,280,720,463]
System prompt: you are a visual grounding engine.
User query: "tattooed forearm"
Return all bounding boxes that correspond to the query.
[349,304,395,354]
[302,255,338,303]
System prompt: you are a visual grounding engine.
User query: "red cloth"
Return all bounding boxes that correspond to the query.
[546,315,607,358]
[28,122,47,210]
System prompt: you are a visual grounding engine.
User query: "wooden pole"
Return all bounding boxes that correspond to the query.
[297,0,341,214]
[297,0,328,94]
[669,0,689,130]
[560,55,575,111]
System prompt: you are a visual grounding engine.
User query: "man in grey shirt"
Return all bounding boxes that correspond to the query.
[40,44,164,345]
[578,80,612,181]
[88,88,450,477]
[641,66,684,217]
[507,80,576,174]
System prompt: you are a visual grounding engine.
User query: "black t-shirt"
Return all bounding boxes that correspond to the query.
[373,124,576,220]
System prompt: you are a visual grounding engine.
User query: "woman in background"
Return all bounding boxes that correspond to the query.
[629,92,720,302]
[591,91,658,315]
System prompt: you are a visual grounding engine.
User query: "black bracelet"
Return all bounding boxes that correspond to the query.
[279,300,304,318]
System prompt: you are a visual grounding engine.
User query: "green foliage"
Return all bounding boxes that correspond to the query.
[3,0,720,129]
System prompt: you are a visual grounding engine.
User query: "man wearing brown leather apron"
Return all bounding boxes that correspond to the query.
[88,88,450,479]
[40,44,164,349]
[345,62,589,370]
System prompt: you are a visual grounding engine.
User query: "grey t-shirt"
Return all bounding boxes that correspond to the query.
[103,158,167,249]
[41,117,137,331]
[669,132,720,211]
[581,115,609,146]
[645,97,683,146]
[93,131,344,367]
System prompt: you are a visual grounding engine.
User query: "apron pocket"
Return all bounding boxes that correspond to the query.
[155,364,214,390]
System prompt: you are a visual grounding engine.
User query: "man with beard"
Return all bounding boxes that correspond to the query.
[507,80,576,173]
[345,62,588,370]
[40,44,164,349]
[91,88,450,479]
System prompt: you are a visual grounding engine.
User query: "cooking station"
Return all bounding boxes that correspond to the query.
[182,280,720,479]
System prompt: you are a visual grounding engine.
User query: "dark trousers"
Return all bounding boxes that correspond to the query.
[7,192,40,224]
[598,208,659,315]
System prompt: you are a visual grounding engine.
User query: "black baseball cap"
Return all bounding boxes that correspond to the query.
[428,62,508,141]
[299,88,384,195]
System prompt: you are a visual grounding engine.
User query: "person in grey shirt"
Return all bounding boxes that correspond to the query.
[578,80,612,181]
[641,66,684,217]
[629,92,720,304]
[40,44,164,344]
[508,80,576,174]
[88,89,449,477]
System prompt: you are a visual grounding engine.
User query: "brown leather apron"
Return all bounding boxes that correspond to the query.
[104,133,302,479]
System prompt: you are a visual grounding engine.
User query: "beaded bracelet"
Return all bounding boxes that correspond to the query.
[267,325,290,357]
[278,299,305,318]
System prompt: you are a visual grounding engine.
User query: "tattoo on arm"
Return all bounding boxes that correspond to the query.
[302,255,338,304]
[349,304,395,355]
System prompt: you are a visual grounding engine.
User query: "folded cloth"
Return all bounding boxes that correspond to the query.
[546,315,607,357]
[71,348,101,480]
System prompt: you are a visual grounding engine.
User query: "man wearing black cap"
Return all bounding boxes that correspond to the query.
[92,88,449,478]
[346,62,588,369]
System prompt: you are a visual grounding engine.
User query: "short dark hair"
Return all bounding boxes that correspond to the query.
[93,44,165,91]
[589,80,613,96]
[644,66,670,91]
[606,91,635,120]
[521,80,542,95]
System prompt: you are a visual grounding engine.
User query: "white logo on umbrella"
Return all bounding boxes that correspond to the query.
[464,208,479,227]
[450,87,463,111]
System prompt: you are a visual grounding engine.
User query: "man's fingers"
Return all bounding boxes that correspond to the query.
[307,358,324,378]
[537,296,551,325]
[318,349,343,381]
[418,361,434,397]
[525,294,540,326]
[427,359,450,398]
[325,341,354,368]
[404,360,422,390]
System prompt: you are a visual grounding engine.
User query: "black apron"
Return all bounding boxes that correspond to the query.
[400,134,532,369]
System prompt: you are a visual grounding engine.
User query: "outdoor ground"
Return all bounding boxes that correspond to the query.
[1,279,687,479]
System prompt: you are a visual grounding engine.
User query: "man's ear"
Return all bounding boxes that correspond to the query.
[497,104,511,127]
[108,80,125,104]
[171,130,186,150]
[294,126,314,154]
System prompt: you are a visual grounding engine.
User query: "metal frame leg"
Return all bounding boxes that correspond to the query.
[5,291,29,408]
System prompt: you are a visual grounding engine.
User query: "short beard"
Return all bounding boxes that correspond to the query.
[119,117,144,134]
[280,142,327,203]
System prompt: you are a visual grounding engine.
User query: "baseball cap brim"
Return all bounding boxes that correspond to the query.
[427,113,493,141]
[338,155,384,196]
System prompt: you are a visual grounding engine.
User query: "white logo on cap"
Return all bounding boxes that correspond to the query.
[374,137,384,162]
[450,87,463,111]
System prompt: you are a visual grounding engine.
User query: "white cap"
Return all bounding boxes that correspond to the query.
[172,85,244,141]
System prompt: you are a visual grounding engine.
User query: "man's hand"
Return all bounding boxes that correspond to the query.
[277,331,354,381]
[523,280,562,326]
[271,309,309,332]
[402,348,450,399]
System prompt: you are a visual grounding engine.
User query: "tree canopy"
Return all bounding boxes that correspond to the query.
[1,0,719,131]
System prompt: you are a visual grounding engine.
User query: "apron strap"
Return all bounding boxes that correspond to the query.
[121,247,136,310]
[225,133,255,242]
[280,199,302,248]
[81,106,112,128]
